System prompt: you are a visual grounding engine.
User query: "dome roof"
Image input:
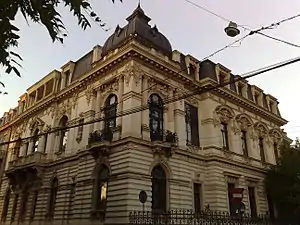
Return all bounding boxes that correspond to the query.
[101,4,172,57]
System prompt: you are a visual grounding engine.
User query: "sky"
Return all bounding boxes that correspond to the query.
[1,0,300,140]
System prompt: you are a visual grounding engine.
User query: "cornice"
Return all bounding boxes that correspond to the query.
[213,88,287,126]
[1,41,288,132]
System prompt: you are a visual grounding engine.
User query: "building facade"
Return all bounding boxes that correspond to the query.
[0,5,288,225]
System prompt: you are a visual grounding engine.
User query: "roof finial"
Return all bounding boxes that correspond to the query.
[138,0,141,8]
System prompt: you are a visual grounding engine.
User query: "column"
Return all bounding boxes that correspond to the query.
[174,99,186,148]
[141,77,150,140]
[116,77,124,127]
[43,84,47,97]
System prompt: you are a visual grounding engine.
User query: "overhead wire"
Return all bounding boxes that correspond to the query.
[1,55,300,146]
[183,0,300,48]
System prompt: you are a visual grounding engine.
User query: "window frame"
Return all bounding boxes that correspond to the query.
[149,94,164,141]
[241,130,248,156]
[47,178,58,220]
[221,122,229,150]
[259,137,265,162]
[104,95,117,130]
[185,103,199,146]
[151,165,167,214]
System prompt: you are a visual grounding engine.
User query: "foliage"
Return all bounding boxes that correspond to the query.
[265,140,300,220]
[0,0,122,88]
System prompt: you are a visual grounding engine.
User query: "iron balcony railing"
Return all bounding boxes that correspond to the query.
[88,128,113,144]
[128,210,292,225]
[150,129,178,145]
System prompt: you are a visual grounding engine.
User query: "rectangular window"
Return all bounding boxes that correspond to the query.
[19,192,28,221]
[259,137,265,162]
[254,94,259,105]
[274,143,279,164]
[241,130,248,156]
[1,189,11,221]
[219,73,226,84]
[11,194,19,221]
[193,183,202,213]
[238,85,243,96]
[185,103,199,146]
[30,191,38,220]
[77,118,84,139]
[227,183,235,215]
[44,134,48,153]
[248,186,257,217]
[221,123,229,150]
[64,71,70,87]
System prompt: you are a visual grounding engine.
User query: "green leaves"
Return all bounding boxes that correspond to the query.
[265,142,300,219]
[0,0,122,86]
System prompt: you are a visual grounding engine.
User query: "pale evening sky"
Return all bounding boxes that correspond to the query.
[1,0,300,140]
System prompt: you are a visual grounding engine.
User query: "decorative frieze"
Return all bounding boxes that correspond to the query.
[85,85,95,106]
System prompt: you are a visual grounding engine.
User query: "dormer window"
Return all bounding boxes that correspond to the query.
[269,101,274,113]
[64,70,70,88]
[237,84,244,96]
[189,64,196,77]
[219,73,226,84]
[254,93,260,105]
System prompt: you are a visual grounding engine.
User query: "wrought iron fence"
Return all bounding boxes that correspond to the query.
[128,210,293,225]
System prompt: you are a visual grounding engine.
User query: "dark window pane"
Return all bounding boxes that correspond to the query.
[221,123,229,150]
[149,94,163,141]
[152,165,167,213]
[194,183,202,213]
[248,187,257,217]
[241,131,248,156]
[228,183,235,215]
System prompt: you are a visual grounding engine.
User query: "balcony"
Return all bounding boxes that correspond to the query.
[88,129,113,159]
[8,151,47,170]
[150,129,178,157]
[150,129,178,145]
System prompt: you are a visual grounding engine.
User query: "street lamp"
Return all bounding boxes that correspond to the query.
[225,21,240,37]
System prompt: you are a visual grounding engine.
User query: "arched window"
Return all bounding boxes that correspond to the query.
[47,177,58,219]
[58,116,68,151]
[32,128,39,153]
[104,95,117,129]
[149,94,164,141]
[91,165,109,218]
[151,165,167,213]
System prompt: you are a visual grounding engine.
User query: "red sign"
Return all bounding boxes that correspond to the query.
[231,188,244,202]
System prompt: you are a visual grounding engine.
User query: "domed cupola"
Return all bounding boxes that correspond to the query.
[101,4,172,58]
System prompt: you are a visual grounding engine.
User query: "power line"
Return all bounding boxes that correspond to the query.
[183,0,300,48]
[1,55,299,146]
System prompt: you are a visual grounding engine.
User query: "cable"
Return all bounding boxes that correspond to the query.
[1,55,300,146]
[94,32,248,118]
[183,0,300,48]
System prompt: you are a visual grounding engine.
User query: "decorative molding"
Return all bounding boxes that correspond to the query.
[85,85,95,106]
[123,62,144,86]
[100,81,118,100]
[72,92,79,109]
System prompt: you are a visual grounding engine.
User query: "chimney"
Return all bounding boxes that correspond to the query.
[92,45,102,64]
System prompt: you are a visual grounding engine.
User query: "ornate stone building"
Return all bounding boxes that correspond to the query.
[0,5,287,225]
